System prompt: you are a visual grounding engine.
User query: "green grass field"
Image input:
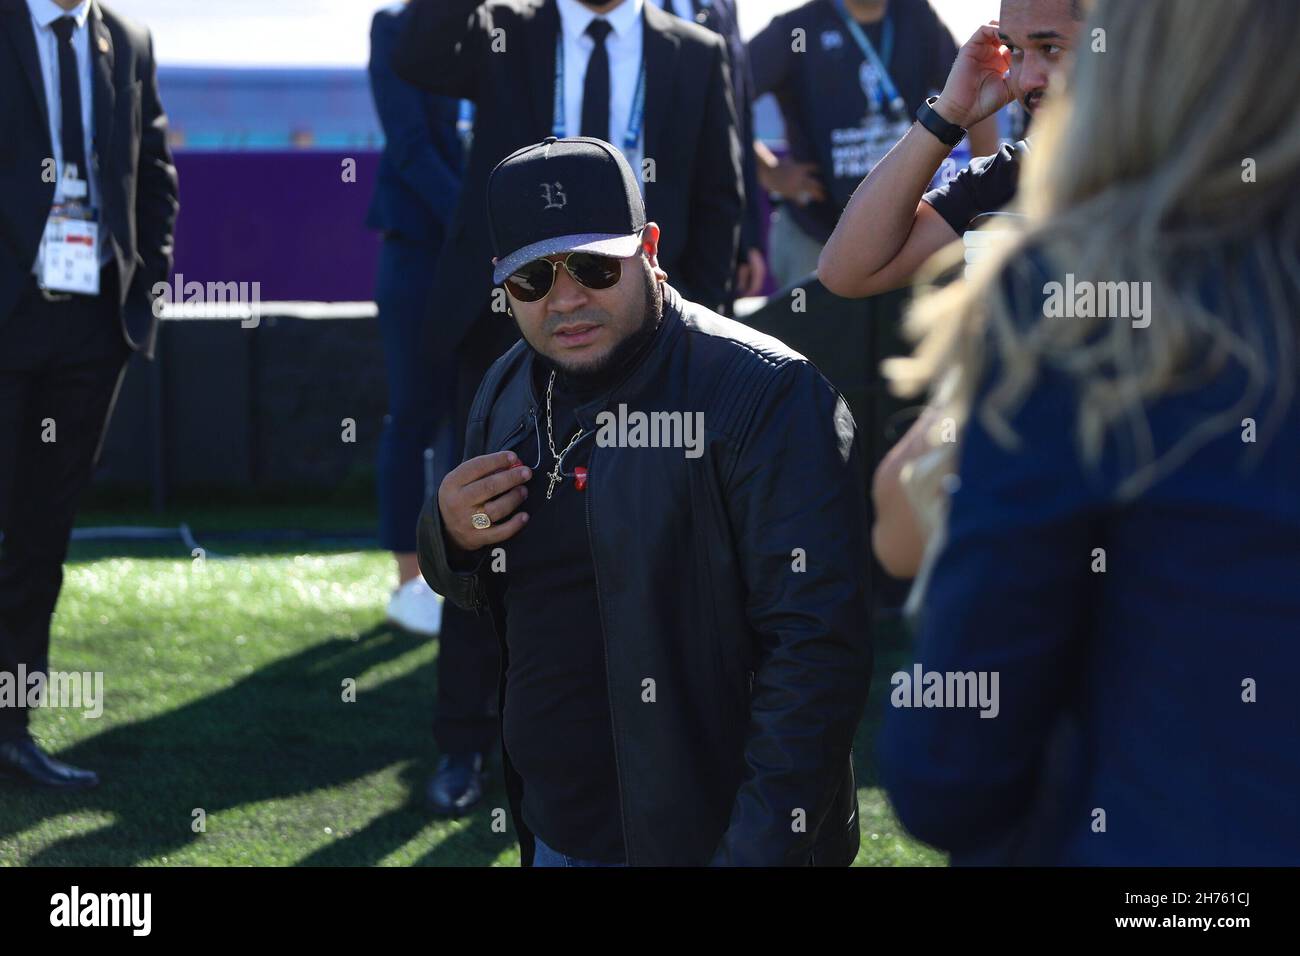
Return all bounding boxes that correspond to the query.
[0,508,944,867]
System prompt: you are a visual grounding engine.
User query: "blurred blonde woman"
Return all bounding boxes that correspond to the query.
[879,0,1300,863]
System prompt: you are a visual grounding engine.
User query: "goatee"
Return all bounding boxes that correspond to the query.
[555,267,663,388]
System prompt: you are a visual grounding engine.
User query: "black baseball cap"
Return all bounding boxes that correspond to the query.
[488,136,647,285]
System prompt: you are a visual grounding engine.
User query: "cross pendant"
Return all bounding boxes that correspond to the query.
[545,462,563,499]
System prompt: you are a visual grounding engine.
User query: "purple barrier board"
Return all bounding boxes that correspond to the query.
[169,151,383,302]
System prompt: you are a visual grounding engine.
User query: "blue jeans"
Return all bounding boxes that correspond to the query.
[532,835,627,868]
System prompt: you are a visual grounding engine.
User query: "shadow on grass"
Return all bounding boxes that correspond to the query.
[0,624,507,867]
[0,613,923,867]
[295,760,515,868]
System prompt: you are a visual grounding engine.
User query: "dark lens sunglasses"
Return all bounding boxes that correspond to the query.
[504,251,624,303]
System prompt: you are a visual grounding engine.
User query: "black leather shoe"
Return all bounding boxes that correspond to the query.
[425,752,484,816]
[0,737,99,790]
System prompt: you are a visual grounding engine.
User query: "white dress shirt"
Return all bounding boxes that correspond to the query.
[648,0,698,24]
[26,0,107,270]
[555,0,645,177]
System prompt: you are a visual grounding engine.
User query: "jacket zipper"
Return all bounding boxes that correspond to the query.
[586,444,634,866]
[494,407,535,456]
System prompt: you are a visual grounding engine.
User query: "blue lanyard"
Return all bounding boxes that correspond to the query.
[832,2,907,119]
[553,32,647,155]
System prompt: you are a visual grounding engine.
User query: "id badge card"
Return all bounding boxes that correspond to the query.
[40,195,101,296]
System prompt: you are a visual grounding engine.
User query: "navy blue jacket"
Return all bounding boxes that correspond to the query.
[881,266,1300,865]
[366,5,463,244]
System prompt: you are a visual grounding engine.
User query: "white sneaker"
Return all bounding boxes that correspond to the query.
[386,575,443,637]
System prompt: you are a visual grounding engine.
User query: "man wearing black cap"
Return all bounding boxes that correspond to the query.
[394,0,744,816]
[418,137,872,866]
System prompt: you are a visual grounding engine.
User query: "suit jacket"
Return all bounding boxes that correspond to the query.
[365,5,464,246]
[684,0,762,258]
[0,0,178,359]
[394,0,743,354]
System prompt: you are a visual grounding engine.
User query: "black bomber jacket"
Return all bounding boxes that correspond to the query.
[418,283,873,866]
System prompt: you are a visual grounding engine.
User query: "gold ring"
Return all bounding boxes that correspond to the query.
[470,512,492,530]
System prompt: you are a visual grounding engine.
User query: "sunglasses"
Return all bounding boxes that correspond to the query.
[504,251,624,303]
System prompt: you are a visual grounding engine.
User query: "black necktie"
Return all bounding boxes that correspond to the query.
[51,17,89,189]
[580,19,613,143]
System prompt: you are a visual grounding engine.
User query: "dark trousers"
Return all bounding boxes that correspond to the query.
[0,266,131,741]
[374,237,457,554]
[432,308,519,757]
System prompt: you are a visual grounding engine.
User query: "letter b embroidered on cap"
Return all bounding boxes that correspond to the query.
[541,182,567,210]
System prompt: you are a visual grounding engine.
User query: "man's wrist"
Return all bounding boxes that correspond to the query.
[441,520,482,573]
[931,95,974,131]
[917,96,969,149]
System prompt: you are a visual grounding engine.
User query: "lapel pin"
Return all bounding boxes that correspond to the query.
[98,36,109,53]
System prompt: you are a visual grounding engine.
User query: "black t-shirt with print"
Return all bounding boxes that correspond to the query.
[749,0,959,243]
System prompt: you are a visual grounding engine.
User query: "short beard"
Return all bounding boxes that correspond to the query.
[556,259,663,384]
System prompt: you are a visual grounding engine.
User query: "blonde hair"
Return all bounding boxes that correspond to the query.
[888,0,1300,557]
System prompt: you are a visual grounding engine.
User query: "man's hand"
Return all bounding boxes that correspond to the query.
[759,158,827,206]
[439,450,531,554]
[934,22,1015,130]
[735,247,767,297]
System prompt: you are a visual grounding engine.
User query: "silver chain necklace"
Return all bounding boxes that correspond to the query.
[544,370,585,499]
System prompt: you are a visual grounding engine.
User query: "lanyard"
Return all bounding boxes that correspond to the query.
[832,2,907,120]
[553,32,647,155]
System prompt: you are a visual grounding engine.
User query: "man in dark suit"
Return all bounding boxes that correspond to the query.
[366,2,465,638]
[648,0,766,298]
[393,0,743,814]
[0,0,178,788]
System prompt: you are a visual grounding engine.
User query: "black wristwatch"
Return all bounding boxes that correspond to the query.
[916,96,967,149]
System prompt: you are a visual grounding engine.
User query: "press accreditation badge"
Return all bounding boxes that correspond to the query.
[39,174,101,296]
[39,209,99,295]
